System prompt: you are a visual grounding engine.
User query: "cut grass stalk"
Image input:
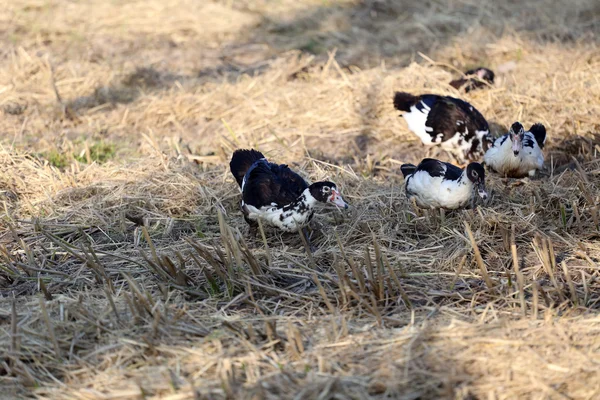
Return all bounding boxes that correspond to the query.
[38,297,61,359]
[561,261,578,305]
[383,252,411,308]
[577,181,599,230]
[10,299,19,366]
[464,222,494,290]
[511,225,526,315]
[313,273,336,313]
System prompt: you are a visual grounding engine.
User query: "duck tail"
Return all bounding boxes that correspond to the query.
[230,149,265,187]
[393,92,419,112]
[529,123,546,149]
[400,163,417,178]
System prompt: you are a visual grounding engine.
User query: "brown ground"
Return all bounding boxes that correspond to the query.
[2,0,600,399]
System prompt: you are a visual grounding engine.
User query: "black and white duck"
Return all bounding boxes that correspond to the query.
[483,122,546,178]
[229,149,348,235]
[449,67,495,93]
[393,92,492,164]
[400,158,488,209]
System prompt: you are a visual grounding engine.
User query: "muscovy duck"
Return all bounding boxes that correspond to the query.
[229,149,348,234]
[401,158,488,209]
[483,122,546,178]
[449,67,495,93]
[393,92,492,163]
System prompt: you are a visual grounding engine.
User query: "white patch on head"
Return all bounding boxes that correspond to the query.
[406,168,473,209]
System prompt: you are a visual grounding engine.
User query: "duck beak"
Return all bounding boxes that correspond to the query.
[329,189,349,209]
[477,182,488,200]
[511,134,522,156]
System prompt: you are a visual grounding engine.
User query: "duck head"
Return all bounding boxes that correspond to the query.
[510,122,525,156]
[309,182,349,209]
[466,163,488,200]
[473,67,495,84]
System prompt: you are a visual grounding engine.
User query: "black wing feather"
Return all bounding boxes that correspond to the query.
[242,161,309,208]
[425,96,488,143]
[417,158,463,181]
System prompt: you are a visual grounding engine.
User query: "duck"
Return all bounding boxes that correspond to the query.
[393,92,492,164]
[483,122,546,178]
[229,149,348,236]
[400,158,488,209]
[449,67,495,93]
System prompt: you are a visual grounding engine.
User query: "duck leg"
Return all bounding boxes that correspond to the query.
[301,226,316,254]
[244,216,259,237]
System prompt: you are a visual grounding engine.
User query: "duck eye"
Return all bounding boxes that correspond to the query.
[472,171,478,178]
[323,186,331,193]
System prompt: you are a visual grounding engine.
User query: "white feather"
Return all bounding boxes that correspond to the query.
[402,103,436,145]
[406,170,473,209]
[244,188,317,232]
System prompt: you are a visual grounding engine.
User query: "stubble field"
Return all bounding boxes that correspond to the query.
[2,0,600,398]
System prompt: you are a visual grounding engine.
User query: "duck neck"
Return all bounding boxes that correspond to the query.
[285,188,318,213]
[298,188,318,207]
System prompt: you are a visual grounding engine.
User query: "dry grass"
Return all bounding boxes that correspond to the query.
[2,0,600,398]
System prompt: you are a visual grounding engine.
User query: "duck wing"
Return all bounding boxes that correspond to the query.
[243,161,308,208]
[425,97,488,142]
[417,158,463,180]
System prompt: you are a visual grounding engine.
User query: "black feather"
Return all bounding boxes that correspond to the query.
[417,159,446,178]
[242,160,309,209]
[400,164,417,178]
[523,137,536,148]
[529,123,546,149]
[393,92,419,112]
[424,96,489,145]
[230,149,265,187]
[417,158,463,181]
[443,164,463,181]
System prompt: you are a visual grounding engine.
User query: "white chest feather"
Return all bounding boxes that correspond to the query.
[406,171,473,209]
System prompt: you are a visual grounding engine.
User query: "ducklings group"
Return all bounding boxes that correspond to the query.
[229,67,547,240]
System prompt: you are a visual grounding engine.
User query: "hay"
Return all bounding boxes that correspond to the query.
[1,0,600,398]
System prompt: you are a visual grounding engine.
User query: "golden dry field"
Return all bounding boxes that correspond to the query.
[2,0,600,398]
